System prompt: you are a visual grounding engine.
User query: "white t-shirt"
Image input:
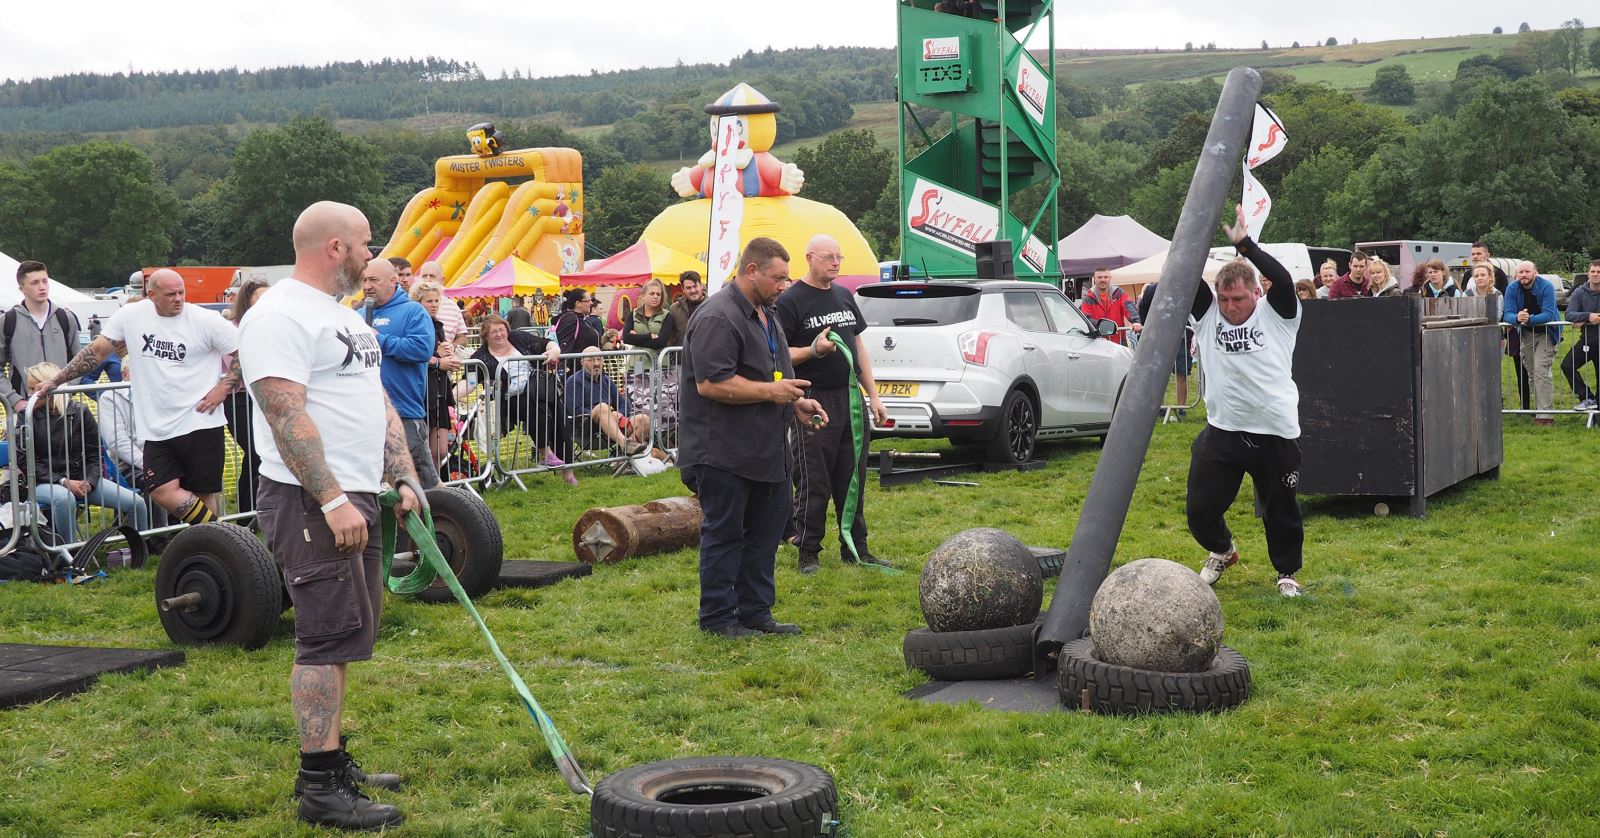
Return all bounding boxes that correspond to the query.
[1191,296,1301,439]
[239,278,387,494]
[101,299,239,442]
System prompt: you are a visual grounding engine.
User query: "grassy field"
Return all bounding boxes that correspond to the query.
[2,383,1598,834]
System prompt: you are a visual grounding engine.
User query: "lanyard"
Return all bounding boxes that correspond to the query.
[756,308,781,381]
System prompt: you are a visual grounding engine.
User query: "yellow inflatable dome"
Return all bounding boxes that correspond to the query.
[642,196,878,283]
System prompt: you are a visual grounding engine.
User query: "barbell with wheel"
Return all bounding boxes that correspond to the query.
[153,487,503,649]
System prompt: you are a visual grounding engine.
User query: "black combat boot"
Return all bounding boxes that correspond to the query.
[341,736,402,791]
[295,767,405,831]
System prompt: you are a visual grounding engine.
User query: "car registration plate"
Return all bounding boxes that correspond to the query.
[877,381,918,398]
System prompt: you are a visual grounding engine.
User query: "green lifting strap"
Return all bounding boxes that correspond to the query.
[378,485,593,796]
[824,331,901,576]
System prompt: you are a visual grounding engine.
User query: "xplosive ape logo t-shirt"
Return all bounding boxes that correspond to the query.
[102,299,240,442]
[1192,296,1301,439]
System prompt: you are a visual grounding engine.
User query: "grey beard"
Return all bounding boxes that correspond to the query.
[335,264,363,297]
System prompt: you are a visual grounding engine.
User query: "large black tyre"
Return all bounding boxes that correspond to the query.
[903,619,1039,681]
[155,523,281,650]
[985,388,1037,465]
[591,757,839,838]
[1057,637,1250,714]
[405,487,503,604]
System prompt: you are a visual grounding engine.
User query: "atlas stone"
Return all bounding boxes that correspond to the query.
[1089,558,1223,673]
[919,528,1043,633]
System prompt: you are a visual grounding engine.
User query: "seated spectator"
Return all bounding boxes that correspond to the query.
[1294,280,1316,301]
[1369,259,1401,297]
[22,362,150,542]
[565,347,650,456]
[470,313,577,485]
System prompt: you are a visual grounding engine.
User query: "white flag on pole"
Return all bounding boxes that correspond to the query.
[1241,102,1286,240]
[705,115,746,295]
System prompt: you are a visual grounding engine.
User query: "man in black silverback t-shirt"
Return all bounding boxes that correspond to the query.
[775,234,892,575]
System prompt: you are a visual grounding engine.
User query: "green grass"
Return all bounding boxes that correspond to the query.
[3,361,1600,835]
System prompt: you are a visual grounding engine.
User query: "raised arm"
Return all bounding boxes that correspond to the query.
[1221,203,1296,319]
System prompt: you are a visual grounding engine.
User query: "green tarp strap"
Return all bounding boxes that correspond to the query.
[825,331,900,576]
[379,488,593,796]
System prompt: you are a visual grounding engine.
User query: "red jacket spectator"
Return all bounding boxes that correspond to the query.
[1080,275,1141,345]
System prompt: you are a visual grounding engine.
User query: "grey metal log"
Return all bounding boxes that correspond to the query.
[1036,67,1263,661]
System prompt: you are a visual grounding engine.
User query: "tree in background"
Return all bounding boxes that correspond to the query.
[212,117,383,264]
[583,164,672,256]
[1270,148,1357,244]
[792,130,894,228]
[1552,19,1587,75]
[1367,65,1417,104]
[1493,26,1503,35]
[1518,22,1530,33]
[1326,37,1338,47]
[856,177,900,258]
[0,142,179,287]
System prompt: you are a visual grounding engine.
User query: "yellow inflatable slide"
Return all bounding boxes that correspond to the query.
[381,146,585,287]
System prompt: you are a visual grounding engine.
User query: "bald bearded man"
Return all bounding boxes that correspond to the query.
[241,201,421,830]
[42,267,240,525]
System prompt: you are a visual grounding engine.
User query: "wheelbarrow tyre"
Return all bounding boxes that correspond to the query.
[590,756,839,838]
[155,522,280,650]
[409,486,503,604]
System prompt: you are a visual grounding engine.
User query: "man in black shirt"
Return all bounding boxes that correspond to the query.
[667,271,706,347]
[776,235,892,574]
[680,238,828,638]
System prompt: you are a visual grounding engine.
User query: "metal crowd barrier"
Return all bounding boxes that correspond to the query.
[1110,326,1200,422]
[1497,322,1598,424]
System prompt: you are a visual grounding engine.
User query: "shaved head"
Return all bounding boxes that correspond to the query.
[417,261,444,283]
[361,257,399,306]
[291,201,372,296]
[147,268,187,316]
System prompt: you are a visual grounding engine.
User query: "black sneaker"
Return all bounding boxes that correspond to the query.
[747,619,802,635]
[797,552,821,575]
[704,624,761,639]
[295,768,405,831]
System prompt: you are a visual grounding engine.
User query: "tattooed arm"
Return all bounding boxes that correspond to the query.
[195,351,240,414]
[41,337,120,394]
[381,394,419,486]
[382,394,422,516]
[253,375,375,554]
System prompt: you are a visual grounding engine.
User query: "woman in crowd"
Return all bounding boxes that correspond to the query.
[410,280,464,475]
[1417,259,1458,297]
[1466,263,1502,317]
[470,313,577,485]
[622,279,675,352]
[553,288,601,354]
[1294,280,1317,301]
[22,361,150,542]
[224,277,269,512]
[1315,260,1338,299]
[1369,259,1401,296]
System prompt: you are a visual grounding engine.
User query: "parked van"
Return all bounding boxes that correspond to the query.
[1354,240,1472,287]
[1209,242,1315,281]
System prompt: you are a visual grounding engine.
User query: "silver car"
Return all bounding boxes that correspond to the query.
[859,281,1135,464]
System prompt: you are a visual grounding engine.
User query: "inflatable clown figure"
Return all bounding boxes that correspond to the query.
[670,83,805,199]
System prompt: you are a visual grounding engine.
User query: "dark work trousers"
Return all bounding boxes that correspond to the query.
[790,386,869,557]
[1560,324,1600,402]
[690,465,791,631]
[223,389,261,514]
[1508,329,1531,410]
[1186,424,1304,578]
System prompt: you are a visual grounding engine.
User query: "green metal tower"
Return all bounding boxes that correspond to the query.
[897,0,1059,281]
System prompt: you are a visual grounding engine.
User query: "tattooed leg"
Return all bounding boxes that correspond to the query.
[291,663,346,753]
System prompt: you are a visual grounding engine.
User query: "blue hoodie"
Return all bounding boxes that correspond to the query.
[1502,275,1562,346]
[368,289,435,419]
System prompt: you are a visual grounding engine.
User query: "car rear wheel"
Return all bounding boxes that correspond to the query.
[986,389,1037,465]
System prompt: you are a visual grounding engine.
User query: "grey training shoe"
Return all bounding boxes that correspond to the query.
[1199,549,1239,585]
[1276,576,1303,598]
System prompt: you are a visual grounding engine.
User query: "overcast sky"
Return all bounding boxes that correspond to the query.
[0,2,1581,83]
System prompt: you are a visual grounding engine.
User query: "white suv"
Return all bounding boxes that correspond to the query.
[859,281,1134,464]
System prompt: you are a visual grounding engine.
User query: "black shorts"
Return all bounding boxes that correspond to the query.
[256,477,384,665]
[143,426,225,495]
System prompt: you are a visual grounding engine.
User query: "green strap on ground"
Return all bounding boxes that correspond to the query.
[825,331,900,576]
[378,489,593,796]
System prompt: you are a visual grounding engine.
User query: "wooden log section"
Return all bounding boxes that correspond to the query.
[572,496,702,564]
